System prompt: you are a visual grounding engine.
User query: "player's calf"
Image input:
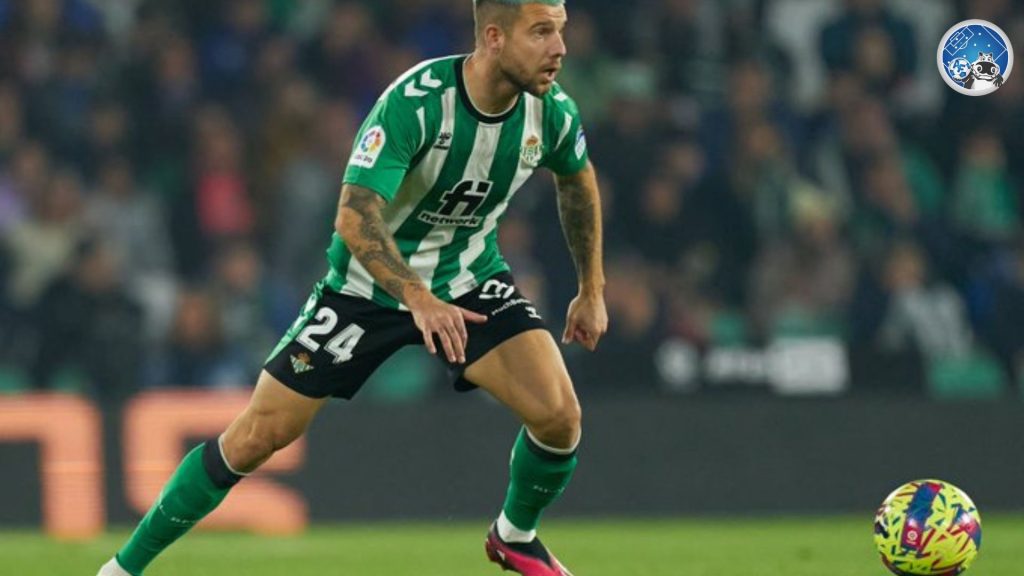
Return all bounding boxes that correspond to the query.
[101,437,244,575]
[499,426,579,546]
[99,373,324,575]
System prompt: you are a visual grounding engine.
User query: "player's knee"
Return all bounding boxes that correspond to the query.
[223,414,303,473]
[530,394,582,450]
[223,431,275,473]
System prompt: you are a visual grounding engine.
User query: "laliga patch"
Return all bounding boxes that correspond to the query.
[574,127,587,159]
[350,126,386,168]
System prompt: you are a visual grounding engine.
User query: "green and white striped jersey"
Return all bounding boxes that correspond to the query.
[324,54,589,309]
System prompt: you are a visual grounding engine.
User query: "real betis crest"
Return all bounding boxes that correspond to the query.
[521,134,542,167]
[290,352,315,374]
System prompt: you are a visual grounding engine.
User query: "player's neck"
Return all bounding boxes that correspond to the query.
[463,53,520,117]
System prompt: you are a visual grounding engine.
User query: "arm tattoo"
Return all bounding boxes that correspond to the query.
[555,163,604,288]
[338,185,425,303]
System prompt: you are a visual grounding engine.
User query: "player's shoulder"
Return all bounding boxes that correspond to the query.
[541,81,582,115]
[378,54,461,106]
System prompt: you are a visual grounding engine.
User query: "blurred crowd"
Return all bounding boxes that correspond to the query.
[1,0,1024,401]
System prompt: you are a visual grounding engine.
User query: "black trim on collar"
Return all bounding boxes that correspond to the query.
[455,55,521,124]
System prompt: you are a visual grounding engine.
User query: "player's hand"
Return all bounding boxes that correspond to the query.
[407,291,487,364]
[562,291,607,351]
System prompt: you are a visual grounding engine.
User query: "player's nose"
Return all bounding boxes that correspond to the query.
[551,31,567,58]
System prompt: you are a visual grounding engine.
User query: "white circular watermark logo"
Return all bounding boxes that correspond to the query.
[937,19,1013,96]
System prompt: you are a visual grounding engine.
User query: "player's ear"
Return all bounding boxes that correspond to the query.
[483,22,506,53]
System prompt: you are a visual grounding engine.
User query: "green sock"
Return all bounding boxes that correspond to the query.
[502,427,578,532]
[116,442,239,575]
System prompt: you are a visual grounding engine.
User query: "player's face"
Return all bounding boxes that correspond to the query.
[498,4,567,96]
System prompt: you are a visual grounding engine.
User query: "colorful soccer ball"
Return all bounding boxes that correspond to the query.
[947,57,972,81]
[874,480,982,576]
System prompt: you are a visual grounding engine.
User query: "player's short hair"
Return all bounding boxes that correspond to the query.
[473,0,565,40]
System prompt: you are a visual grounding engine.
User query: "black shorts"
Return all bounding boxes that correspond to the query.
[264,272,547,399]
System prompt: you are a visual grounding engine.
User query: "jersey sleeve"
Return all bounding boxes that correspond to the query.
[343,93,424,202]
[541,91,589,176]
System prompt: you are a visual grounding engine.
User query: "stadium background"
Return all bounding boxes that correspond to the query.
[1,0,1023,572]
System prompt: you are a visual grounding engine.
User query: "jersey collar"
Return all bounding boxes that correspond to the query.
[455,55,521,124]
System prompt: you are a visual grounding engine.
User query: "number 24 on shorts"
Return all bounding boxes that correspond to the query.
[295,307,365,364]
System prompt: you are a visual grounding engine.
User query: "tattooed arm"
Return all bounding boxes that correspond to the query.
[554,162,608,350]
[336,184,427,304]
[555,161,605,296]
[336,184,486,362]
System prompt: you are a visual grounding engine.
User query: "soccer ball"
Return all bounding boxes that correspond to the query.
[947,57,972,81]
[874,479,982,575]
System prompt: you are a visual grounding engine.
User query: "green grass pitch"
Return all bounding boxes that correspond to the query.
[4,515,1021,575]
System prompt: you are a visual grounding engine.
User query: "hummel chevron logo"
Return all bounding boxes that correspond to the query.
[404,69,442,97]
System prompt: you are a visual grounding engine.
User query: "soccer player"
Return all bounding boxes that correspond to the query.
[98,0,604,574]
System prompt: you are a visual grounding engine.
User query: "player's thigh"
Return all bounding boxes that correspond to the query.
[463,328,579,429]
[222,369,329,471]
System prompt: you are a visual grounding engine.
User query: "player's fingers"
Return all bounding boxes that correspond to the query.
[437,326,457,363]
[460,307,488,324]
[421,328,437,355]
[577,327,596,351]
[447,321,467,363]
[454,312,468,343]
[562,311,575,343]
[576,331,591,350]
[449,314,468,362]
